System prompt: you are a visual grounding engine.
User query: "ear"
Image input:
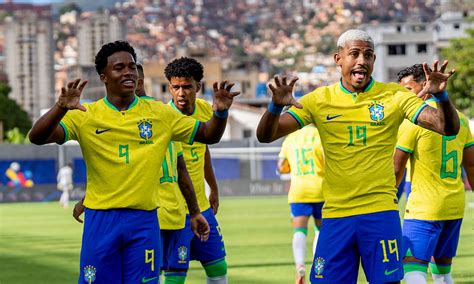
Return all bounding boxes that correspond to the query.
[334,53,342,66]
[196,82,201,93]
[100,74,106,84]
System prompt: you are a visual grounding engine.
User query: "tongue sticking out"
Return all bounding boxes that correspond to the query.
[353,72,365,81]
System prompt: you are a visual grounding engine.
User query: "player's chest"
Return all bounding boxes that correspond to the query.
[79,113,169,146]
[182,143,206,165]
[315,97,401,145]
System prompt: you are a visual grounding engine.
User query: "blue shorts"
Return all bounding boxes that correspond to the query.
[290,202,324,219]
[310,210,403,284]
[79,208,161,284]
[189,208,226,262]
[402,219,462,262]
[160,219,194,271]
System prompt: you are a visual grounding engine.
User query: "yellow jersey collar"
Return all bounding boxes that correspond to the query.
[103,95,139,111]
[339,77,375,96]
[169,100,196,115]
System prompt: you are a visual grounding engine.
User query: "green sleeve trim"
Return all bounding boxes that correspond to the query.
[177,151,183,157]
[411,103,428,124]
[188,120,200,144]
[293,227,308,235]
[287,110,304,128]
[464,141,474,149]
[404,263,428,273]
[59,121,69,144]
[429,262,451,274]
[396,145,413,154]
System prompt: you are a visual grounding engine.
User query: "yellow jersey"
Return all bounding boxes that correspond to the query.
[60,96,200,210]
[169,98,213,212]
[157,142,187,229]
[279,125,324,203]
[288,79,426,218]
[396,99,474,220]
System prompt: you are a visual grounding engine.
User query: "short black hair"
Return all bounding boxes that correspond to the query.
[397,64,431,83]
[94,41,137,75]
[164,57,204,82]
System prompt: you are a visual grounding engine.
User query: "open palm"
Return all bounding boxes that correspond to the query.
[58,78,87,111]
[269,76,302,108]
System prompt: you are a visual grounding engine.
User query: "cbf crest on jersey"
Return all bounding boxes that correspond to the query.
[83,265,96,283]
[368,101,385,126]
[314,257,325,278]
[137,119,154,144]
[178,246,188,263]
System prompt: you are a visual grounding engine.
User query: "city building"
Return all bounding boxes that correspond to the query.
[1,3,54,120]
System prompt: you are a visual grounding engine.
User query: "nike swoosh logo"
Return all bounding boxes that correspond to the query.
[95,128,111,134]
[142,276,158,283]
[384,268,399,275]
[326,114,342,120]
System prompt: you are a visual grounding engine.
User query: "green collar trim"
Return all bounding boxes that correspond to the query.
[339,77,375,95]
[170,100,195,115]
[103,95,139,111]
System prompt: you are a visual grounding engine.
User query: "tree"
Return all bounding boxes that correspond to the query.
[59,3,82,15]
[0,82,32,143]
[441,27,474,117]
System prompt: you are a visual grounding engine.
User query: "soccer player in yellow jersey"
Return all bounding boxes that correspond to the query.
[29,41,240,284]
[394,64,474,284]
[164,57,228,284]
[278,125,325,284]
[257,29,460,284]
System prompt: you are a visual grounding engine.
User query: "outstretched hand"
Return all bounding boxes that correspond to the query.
[268,76,302,108]
[190,213,210,241]
[418,60,455,98]
[212,81,240,112]
[58,78,88,112]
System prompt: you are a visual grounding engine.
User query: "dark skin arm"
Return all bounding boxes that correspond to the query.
[462,146,474,190]
[193,81,240,144]
[415,60,459,136]
[73,196,85,223]
[29,79,87,145]
[256,76,302,143]
[177,156,210,241]
[393,149,410,188]
[204,146,220,214]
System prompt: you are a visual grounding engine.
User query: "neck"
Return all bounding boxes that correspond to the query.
[173,100,194,116]
[106,93,135,111]
[341,77,372,93]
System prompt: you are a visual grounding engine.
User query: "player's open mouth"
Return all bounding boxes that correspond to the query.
[121,79,135,88]
[351,70,367,83]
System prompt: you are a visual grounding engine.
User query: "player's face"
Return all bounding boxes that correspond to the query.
[399,75,426,100]
[100,51,138,97]
[334,40,375,93]
[169,77,200,115]
[136,70,145,97]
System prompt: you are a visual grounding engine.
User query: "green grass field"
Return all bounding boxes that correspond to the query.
[1,194,473,283]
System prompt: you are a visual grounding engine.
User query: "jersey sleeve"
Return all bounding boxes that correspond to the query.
[461,114,474,149]
[396,120,419,153]
[287,91,317,128]
[393,87,427,124]
[58,107,88,142]
[166,107,201,144]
